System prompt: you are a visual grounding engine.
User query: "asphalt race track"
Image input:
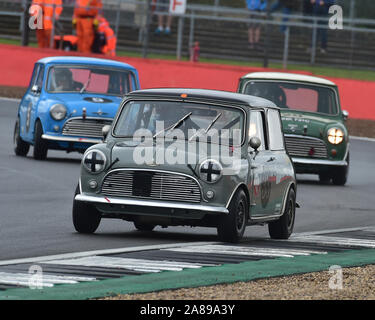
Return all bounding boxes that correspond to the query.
[1,98,374,261]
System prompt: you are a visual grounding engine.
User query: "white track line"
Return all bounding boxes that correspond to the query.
[1,227,374,267]
[0,241,221,266]
[288,235,375,248]
[44,256,218,273]
[294,226,375,236]
[165,244,327,258]
[0,97,21,103]
[350,136,375,142]
[0,272,96,288]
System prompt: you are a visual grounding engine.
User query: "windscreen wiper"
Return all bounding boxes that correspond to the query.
[189,113,222,141]
[80,71,92,94]
[153,112,192,139]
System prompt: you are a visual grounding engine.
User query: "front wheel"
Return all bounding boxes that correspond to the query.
[217,189,248,243]
[332,153,349,186]
[268,188,296,240]
[72,185,101,234]
[14,118,30,156]
[33,120,48,160]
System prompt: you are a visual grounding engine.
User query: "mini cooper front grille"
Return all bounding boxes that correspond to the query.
[101,170,202,203]
[285,135,328,158]
[62,118,112,138]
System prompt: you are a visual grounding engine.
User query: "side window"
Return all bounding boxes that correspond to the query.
[249,111,266,151]
[267,109,285,151]
[29,64,40,88]
[35,65,45,89]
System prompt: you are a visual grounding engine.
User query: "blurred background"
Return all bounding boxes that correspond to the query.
[0,0,374,70]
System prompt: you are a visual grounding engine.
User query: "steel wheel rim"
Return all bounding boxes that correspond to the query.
[236,201,245,232]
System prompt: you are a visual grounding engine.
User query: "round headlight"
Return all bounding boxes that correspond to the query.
[327,128,344,145]
[83,150,107,174]
[199,159,222,183]
[50,104,67,121]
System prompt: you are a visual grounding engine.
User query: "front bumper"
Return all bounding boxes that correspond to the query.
[42,134,102,144]
[292,157,348,167]
[75,194,229,215]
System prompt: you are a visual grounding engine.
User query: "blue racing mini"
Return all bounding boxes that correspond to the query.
[13,56,140,160]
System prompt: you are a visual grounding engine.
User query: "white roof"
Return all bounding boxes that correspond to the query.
[242,72,336,86]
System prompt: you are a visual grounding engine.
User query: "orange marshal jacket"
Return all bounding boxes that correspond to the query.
[32,0,63,30]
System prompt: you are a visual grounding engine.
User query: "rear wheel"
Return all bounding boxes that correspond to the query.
[134,222,155,232]
[14,118,30,156]
[72,184,101,234]
[217,189,248,243]
[33,120,48,160]
[268,188,296,240]
[332,153,349,186]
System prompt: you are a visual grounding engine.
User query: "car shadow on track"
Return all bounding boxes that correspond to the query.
[43,157,82,164]
[72,229,219,242]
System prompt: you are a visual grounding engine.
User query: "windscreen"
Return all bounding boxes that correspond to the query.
[47,66,134,95]
[244,81,338,115]
[114,101,245,146]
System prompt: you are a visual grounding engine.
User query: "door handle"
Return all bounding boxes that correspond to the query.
[267,157,276,162]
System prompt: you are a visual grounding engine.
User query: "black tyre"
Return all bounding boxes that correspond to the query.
[33,120,48,160]
[332,153,349,186]
[134,222,155,232]
[14,118,30,156]
[268,188,296,240]
[217,189,248,243]
[72,184,101,234]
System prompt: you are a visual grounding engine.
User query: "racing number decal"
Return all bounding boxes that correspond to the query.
[25,102,32,133]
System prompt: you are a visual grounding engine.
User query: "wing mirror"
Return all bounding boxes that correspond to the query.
[249,136,261,152]
[342,110,349,121]
[31,85,41,94]
[102,125,111,140]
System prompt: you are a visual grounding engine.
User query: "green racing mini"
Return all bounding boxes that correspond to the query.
[238,72,349,185]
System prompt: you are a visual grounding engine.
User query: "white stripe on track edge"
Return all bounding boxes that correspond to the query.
[165,244,327,258]
[0,226,374,267]
[350,136,375,142]
[294,226,375,236]
[0,241,221,266]
[0,97,21,103]
[43,256,218,273]
[0,272,96,288]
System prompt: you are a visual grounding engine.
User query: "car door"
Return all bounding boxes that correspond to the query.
[247,110,273,218]
[264,109,289,216]
[19,64,38,142]
[24,63,45,141]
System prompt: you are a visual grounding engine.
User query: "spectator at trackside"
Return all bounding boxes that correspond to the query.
[303,0,313,15]
[154,0,173,36]
[311,0,335,54]
[246,0,268,50]
[270,0,300,33]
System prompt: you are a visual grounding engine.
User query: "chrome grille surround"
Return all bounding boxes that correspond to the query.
[285,134,328,158]
[62,117,112,138]
[101,169,202,203]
